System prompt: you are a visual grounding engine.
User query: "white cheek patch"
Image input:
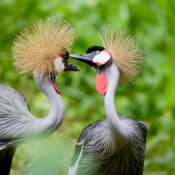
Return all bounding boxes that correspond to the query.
[93,51,111,66]
[54,57,65,73]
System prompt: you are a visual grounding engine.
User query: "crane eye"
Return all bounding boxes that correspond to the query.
[61,50,69,62]
[62,58,67,64]
[96,50,100,54]
[62,53,69,63]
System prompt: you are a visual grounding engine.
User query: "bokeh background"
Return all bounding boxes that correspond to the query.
[0,0,175,174]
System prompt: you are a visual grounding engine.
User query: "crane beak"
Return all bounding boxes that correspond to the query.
[69,54,96,67]
[64,60,80,71]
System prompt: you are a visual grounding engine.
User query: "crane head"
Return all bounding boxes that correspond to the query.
[70,46,113,95]
[69,45,112,71]
[54,50,79,73]
[70,30,143,84]
[12,18,80,94]
[50,50,79,94]
[70,45,113,72]
[12,18,80,77]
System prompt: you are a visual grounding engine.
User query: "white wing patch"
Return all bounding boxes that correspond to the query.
[68,145,84,175]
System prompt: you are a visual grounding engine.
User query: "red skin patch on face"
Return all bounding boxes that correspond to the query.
[96,71,107,95]
[51,80,61,94]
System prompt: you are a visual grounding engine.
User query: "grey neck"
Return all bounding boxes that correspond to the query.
[34,73,64,136]
[104,63,126,140]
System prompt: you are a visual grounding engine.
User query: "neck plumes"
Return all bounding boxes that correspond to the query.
[33,73,64,137]
[104,63,127,145]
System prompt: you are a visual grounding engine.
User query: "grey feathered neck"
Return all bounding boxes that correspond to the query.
[33,72,64,136]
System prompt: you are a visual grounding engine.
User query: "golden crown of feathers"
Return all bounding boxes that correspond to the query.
[12,18,74,78]
[99,29,143,82]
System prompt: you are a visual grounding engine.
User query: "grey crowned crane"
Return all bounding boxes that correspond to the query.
[69,30,148,175]
[0,18,79,175]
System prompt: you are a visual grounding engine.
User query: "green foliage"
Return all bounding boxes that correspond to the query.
[0,0,175,174]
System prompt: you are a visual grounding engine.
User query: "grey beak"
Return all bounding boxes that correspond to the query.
[64,60,80,71]
[69,54,92,61]
[69,54,95,66]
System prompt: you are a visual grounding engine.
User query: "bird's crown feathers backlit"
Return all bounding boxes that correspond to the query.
[99,29,143,82]
[12,18,74,78]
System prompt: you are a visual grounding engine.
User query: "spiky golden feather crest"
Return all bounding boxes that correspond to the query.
[99,30,143,82]
[12,18,74,78]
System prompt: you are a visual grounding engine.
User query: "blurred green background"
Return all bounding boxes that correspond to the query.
[0,0,175,174]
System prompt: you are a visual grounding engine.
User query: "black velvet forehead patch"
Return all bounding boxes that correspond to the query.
[86,46,105,53]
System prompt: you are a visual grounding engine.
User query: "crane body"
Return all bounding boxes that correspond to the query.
[69,32,148,175]
[0,18,79,174]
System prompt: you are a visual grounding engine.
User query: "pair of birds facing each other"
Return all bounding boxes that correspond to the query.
[0,18,148,175]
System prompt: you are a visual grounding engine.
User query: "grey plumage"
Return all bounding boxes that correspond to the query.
[0,77,64,150]
[0,83,40,149]
[70,118,147,175]
[0,59,78,174]
[0,83,35,174]
[0,73,65,174]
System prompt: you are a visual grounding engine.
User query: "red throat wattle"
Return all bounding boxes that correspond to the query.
[51,80,61,94]
[96,71,107,95]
